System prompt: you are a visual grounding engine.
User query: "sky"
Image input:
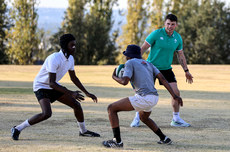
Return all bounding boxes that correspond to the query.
[37,0,127,9]
[6,0,230,8]
[36,0,230,8]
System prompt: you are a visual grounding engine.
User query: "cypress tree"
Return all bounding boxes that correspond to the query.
[0,0,9,64]
[7,0,39,65]
[117,0,148,63]
[51,0,118,65]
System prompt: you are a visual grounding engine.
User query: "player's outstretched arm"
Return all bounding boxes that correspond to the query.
[156,73,183,106]
[68,70,98,103]
[49,72,85,102]
[177,51,193,84]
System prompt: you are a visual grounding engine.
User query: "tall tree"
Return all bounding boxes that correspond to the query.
[149,0,164,30]
[84,0,118,65]
[117,0,148,63]
[51,0,118,65]
[166,0,230,64]
[169,0,199,64]
[7,0,39,64]
[167,0,181,15]
[192,0,230,63]
[49,0,86,63]
[0,0,9,64]
[63,0,87,64]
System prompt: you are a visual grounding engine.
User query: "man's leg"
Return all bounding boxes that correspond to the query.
[11,98,52,140]
[29,98,52,125]
[103,97,134,148]
[57,94,100,137]
[130,82,190,128]
[170,82,190,127]
[139,111,172,144]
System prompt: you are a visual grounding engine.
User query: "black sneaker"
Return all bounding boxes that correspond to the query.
[11,126,20,140]
[102,138,123,148]
[79,130,100,137]
[157,136,172,145]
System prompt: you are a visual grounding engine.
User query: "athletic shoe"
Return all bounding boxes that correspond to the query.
[79,130,100,137]
[102,138,123,148]
[11,126,20,140]
[130,118,140,127]
[157,136,172,145]
[170,119,191,127]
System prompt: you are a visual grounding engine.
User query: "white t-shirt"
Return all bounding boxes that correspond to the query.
[33,50,75,91]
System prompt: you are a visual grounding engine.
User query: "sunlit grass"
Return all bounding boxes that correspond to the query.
[0,65,230,152]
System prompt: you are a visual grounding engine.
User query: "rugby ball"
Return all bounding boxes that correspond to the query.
[116,64,125,78]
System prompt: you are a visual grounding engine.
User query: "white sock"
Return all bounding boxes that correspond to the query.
[135,112,140,120]
[77,121,87,133]
[173,112,180,122]
[15,119,31,131]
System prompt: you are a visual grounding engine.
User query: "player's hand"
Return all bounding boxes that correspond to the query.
[173,96,183,107]
[86,92,98,103]
[112,68,117,77]
[72,90,85,102]
[185,71,193,84]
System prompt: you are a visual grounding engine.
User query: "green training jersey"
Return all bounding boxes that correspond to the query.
[146,27,183,70]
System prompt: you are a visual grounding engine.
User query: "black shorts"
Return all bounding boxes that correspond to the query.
[158,68,177,85]
[34,89,64,103]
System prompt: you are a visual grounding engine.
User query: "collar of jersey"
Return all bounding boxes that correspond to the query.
[59,50,69,61]
[163,27,175,38]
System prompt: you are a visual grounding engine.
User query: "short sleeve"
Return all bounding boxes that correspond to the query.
[176,34,183,51]
[123,60,133,79]
[146,30,158,46]
[46,54,58,73]
[152,64,160,77]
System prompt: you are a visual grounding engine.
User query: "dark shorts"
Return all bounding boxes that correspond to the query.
[34,89,64,103]
[158,68,177,85]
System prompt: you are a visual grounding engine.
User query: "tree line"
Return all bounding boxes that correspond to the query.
[1,0,230,65]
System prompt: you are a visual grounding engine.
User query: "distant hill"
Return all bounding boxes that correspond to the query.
[37,8,66,34]
[37,7,126,35]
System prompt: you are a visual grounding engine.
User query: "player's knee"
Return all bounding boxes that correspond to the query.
[73,102,82,111]
[140,115,148,123]
[107,104,114,114]
[73,101,81,108]
[42,111,52,120]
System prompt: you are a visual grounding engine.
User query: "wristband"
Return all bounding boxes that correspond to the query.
[184,69,189,72]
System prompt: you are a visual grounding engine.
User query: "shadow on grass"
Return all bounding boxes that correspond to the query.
[1,80,230,101]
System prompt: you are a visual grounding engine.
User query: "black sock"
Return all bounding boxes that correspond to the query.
[112,127,121,143]
[155,128,166,140]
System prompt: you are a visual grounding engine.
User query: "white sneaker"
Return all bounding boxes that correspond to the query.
[130,118,140,127]
[170,119,191,127]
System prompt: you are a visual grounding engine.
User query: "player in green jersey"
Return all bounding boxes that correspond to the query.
[130,14,193,127]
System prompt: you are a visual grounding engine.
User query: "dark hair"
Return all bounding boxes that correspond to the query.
[59,34,76,50]
[165,14,178,22]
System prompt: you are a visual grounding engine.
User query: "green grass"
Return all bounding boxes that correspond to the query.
[0,65,230,152]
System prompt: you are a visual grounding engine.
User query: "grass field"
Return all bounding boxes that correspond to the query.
[0,65,230,152]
